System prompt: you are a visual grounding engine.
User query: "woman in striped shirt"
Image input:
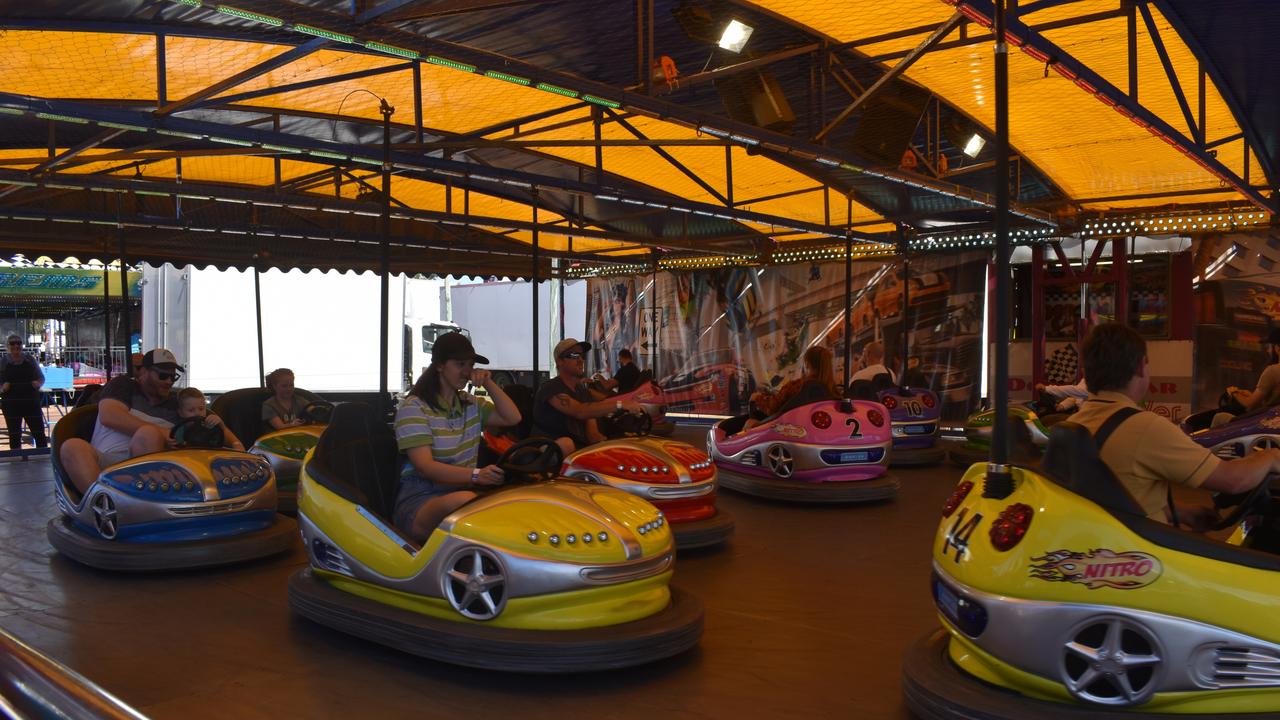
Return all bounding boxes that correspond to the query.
[392,333,521,543]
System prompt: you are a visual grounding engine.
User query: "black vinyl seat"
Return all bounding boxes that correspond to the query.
[51,404,98,504]
[847,379,877,401]
[305,402,400,523]
[1042,420,1280,572]
[211,387,323,448]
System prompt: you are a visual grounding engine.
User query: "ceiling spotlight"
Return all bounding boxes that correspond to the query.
[718,19,753,53]
[963,133,986,158]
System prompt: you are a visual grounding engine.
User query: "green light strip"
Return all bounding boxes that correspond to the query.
[136,190,171,197]
[35,113,88,124]
[351,156,381,166]
[215,5,283,26]
[98,121,149,132]
[4,181,37,187]
[173,0,201,6]
[0,107,25,115]
[535,82,579,98]
[484,70,531,86]
[89,220,119,226]
[262,144,302,153]
[308,150,348,161]
[582,95,620,108]
[364,41,418,59]
[293,24,355,44]
[157,129,204,139]
[426,56,477,73]
[210,137,255,146]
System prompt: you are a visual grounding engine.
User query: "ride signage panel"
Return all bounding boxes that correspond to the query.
[0,267,142,298]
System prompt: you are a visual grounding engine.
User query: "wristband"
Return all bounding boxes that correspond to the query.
[615,400,623,411]
[471,468,480,485]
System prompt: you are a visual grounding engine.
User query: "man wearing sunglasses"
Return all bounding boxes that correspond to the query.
[59,348,189,493]
[531,338,643,457]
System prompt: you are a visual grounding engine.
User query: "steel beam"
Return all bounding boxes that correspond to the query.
[28,129,129,175]
[963,0,1276,214]
[156,38,328,115]
[191,61,414,110]
[606,110,730,206]
[1138,4,1199,144]
[1153,0,1276,185]
[814,12,962,143]
[0,94,875,241]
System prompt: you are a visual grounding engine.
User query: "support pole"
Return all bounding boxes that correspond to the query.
[254,257,265,387]
[379,99,395,419]
[102,242,112,380]
[987,0,1013,497]
[532,190,540,389]
[117,226,132,375]
[650,250,658,374]
[843,231,853,392]
[898,228,910,384]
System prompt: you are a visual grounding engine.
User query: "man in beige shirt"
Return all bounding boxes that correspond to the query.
[1073,323,1280,527]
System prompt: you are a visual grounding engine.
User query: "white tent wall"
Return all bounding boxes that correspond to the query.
[142,264,416,393]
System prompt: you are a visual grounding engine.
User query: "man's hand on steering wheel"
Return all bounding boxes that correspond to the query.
[472,464,505,486]
[1210,472,1275,531]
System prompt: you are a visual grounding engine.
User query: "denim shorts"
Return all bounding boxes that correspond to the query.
[392,471,462,536]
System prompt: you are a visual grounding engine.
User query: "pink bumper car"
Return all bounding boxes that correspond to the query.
[708,400,898,503]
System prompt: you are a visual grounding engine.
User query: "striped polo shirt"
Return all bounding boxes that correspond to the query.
[394,393,493,477]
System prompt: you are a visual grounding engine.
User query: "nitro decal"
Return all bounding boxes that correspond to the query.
[1029,549,1162,589]
[773,423,807,439]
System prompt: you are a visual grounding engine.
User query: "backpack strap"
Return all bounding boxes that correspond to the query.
[1094,406,1141,449]
[1093,406,1179,527]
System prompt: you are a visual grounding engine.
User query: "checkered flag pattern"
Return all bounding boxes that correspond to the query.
[1044,344,1079,386]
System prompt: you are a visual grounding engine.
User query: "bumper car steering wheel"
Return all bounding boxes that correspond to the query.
[496,437,564,483]
[301,401,335,424]
[599,409,652,438]
[1211,472,1275,531]
[170,417,226,449]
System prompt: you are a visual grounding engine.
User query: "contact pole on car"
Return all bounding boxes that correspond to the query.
[985,0,1013,499]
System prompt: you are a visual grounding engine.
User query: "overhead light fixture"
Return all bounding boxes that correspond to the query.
[718,19,753,53]
[963,133,985,158]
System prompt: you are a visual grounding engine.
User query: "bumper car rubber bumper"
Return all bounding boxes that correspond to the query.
[716,467,898,503]
[288,567,704,673]
[670,509,735,550]
[890,444,947,467]
[46,514,297,572]
[901,628,1280,720]
[948,443,992,468]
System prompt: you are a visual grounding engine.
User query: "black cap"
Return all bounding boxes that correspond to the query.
[432,332,489,365]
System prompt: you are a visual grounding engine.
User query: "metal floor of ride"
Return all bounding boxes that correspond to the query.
[0,428,967,720]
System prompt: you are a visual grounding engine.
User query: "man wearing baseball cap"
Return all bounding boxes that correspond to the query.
[532,338,643,456]
[60,348,206,493]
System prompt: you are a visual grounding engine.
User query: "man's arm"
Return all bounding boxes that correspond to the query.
[1244,367,1280,413]
[1202,448,1280,494]
[97,397,160,436]
[551,392,640,420]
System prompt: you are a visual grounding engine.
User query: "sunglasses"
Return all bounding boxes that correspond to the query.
[151,370,181,381]
[7,342,20,346]
[560,352,584,360]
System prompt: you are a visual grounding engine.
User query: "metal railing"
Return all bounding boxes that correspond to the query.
[0,626,148,719]
[57,346,130,378]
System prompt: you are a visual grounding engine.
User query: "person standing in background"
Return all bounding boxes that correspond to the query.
[0,334,48,451]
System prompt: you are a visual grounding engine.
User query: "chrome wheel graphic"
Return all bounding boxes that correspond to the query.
[766,444,794,479]
[442,547,507,620]
[92,493,118,540]
[1252,436,1280,451]
[1059,616,1162,706]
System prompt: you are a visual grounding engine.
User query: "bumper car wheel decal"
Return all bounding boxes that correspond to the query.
[443,547,507,620]
[1252,436,1280,451]
[766,444,794,479]
[1060,617,1161,707]
[92,493,118,540]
